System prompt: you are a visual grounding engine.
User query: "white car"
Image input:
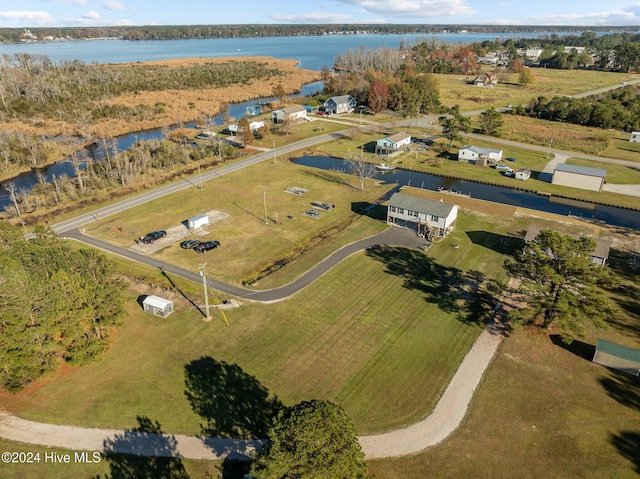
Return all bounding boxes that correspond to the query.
[495,164,512,171]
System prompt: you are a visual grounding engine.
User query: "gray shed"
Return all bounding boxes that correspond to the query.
[592,339,640,376]
[143,295,174,318]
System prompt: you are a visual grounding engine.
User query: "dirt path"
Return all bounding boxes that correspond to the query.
[0,308,507,461]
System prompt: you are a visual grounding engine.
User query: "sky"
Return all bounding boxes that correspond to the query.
[1,0,640,28]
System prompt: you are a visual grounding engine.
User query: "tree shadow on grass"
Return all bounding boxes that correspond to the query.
[366,245,499,327]
[466,230,520,255]
[184,356,282,442]
[97,416,189,479]
[600,370,640,412]
[611,430,640,474]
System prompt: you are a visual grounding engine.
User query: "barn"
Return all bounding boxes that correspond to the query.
[592,339,640,376]
[552,163,607,192]
[143,296,174,318]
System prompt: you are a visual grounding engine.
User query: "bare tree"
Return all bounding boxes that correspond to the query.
[347,155,376,191]
[3,181,20,216]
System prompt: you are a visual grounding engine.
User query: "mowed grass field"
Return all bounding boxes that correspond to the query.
[2,210,512,440]
[436,69,637,111]
[82,159,388,284]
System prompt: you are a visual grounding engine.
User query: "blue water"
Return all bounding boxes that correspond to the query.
[1,32,573,70]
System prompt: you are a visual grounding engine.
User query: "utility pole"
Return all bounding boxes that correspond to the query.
[199,263,211,321]
[546,138,553,159]
[263,191,268,224]
[198,163,203,190]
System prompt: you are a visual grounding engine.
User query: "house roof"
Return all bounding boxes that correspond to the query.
[387,193,457,217]
[327,95,353,105]
[385,132,411,143]
[282,105,307,114]
[596,339,640,363]
[516,168,531,174]
[143,295,173,309]
[554,163,607,178]
[459,145,502,156]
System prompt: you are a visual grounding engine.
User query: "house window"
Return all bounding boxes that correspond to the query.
[431,215,439,222]
[410,210,418,217]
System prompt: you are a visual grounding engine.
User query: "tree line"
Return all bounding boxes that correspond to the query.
[2,25,626,43]
[512,84,640,132]
[0,222,126,391]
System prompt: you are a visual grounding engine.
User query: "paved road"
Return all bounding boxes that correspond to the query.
[64,225,426,303]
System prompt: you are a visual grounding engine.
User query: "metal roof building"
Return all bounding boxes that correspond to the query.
[142,295,174,318]
[593,339,640,376]
[552,163,607,192]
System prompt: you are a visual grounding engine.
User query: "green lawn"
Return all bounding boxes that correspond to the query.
[82,159,388,285]
[2,210,512,439]
[436,70,637,111]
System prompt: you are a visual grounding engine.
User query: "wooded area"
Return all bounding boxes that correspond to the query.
[0,222,126,391]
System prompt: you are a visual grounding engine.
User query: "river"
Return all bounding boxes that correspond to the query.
[1,32,574,70]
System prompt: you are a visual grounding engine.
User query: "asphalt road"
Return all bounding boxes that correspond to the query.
[65,225,426,303]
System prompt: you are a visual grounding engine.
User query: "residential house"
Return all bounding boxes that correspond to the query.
[552,163,606,192]
[515,168,531,181]
[323,95,357,115]
[458,145,503,166]
[386,190,459,239]
[228,120,265,135]
[472,71,497,87]
[524,48,544,62]
[630,131,640,143]
[375,132,412,157]
[524,225,611,266]
[272,105,308,124]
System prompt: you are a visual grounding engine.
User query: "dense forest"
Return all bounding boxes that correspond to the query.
[0,222,126,391]
[3,24,637,43]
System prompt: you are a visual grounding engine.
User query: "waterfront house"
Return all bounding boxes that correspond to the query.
[458,145,503,166]
[323,95,357,115]
[375,132,412,157]
[387,190,459,239]
[272,105,308,124]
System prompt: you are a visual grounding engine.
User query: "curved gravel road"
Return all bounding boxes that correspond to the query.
[0,226,506,461]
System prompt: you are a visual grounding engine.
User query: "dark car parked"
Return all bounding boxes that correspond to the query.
[180,239,201,249]
[505,157,517,162]
[141,230,167,244]
[194,240,220,253]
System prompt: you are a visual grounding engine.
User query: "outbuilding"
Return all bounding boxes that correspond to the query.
[552,163,606,192]
[593,339,640,376]
[142,295,174,318]
[515,168,531,181]
[630,131,640,143]
[188,214,209,230]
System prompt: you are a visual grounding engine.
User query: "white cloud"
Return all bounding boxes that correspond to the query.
[82,10,100,20]
[0,10,55,26]
[272,12,354,23]
[527,4,640,26]
[335,0,476,18]
[103,1,130,12]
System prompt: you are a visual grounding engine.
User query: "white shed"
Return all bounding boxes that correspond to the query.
[630,131,640,143]
[188,214,209,230]
[143,295,174,317]
[515,169,531,181]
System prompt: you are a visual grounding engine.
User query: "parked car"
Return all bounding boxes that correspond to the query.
[141,230,167,244]
[505,157,516,162]
[194,240,220,253]
[180,239,201,249]
[495,164,513,172]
